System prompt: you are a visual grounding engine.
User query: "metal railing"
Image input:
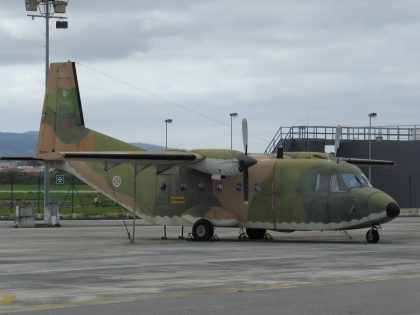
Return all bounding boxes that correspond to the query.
[265,125,420,154]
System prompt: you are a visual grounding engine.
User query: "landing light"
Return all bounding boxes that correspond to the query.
[53,0,68,13]
[25,0,69,14]
[25,0,38,11]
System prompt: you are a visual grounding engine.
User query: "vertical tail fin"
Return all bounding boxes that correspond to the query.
[36,61,87,157]
[36,61,140,158]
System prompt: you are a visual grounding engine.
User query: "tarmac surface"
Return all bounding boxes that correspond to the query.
[0,218,419,314]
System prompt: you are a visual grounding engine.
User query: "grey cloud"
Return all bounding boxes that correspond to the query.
[2,0,420,151]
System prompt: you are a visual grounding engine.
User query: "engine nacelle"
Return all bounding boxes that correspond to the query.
[188,158,242,176]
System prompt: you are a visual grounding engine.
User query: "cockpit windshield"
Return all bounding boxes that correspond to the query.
[340,173,371,188]
[315,172,372,192]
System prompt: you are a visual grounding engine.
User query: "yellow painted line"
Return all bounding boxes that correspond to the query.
[164,272,420,297]
[170,201,185,204]
[0,297,130,314]
[2,272,420,313]
[170,196,185,200]
[0,290,16,305]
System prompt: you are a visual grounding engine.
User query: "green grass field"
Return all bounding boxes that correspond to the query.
[0,184,95,191]
[0,184,128,218]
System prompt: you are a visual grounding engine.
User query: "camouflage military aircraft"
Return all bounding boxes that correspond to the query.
[4,61,401,243]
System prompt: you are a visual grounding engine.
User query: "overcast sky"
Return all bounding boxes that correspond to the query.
[1,0,420,152]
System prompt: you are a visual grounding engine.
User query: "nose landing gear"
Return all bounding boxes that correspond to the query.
[366,226,380,243]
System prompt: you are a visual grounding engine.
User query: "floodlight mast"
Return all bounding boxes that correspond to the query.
[24,0,69,225]
[24,0,69,86]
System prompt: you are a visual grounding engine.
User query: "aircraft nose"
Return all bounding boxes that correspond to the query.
[368,192,399,218]
[386,202,400,218]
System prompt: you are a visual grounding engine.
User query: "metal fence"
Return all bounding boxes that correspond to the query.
[265,125,420,154]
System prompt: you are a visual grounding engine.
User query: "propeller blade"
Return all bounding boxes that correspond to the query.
[240,118,255,204]
[243,168,249,204]
[242,118,248,155]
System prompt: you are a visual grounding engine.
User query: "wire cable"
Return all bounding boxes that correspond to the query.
[75,61,267,143]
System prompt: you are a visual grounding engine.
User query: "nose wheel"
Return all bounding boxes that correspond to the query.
[366,227,380,243]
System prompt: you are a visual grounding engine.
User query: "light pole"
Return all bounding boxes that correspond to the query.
[165,119,172,150]
[25,0,69,85]
[25,0,69,225]
[368,112,377,181]
[163,118,173,240]
[229,113,238,150]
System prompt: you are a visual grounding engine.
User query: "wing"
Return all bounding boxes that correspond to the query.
[2,151,201,168]
[342,157,395,166]
[58,150,200,166]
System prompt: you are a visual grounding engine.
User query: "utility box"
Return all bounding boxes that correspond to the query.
[15,206,35,228]
[56,21,68,29]
[44,204,61,227]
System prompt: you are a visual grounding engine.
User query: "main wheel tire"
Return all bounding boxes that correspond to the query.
[246,228,267,240]
[192,219,214,241]
[366,229,380,243]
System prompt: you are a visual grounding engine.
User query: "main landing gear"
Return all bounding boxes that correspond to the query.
[238,228,272,240]
[245,228,267,240]
[192,219,215,241]
[366,226,380,243]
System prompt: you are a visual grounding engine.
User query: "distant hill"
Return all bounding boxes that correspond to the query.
[0,131,165,157]
[0,131,38,156]
[131,143,165,151]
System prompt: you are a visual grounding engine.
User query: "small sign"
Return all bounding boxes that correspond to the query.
[112,176,122,188]
[56,175,65,185]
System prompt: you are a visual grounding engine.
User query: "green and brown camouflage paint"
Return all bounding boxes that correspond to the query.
[35,62,399,232]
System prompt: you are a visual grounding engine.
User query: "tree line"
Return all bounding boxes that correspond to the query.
[0,171,84,185]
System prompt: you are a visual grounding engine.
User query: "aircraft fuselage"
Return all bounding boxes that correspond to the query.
[60,154,398,232]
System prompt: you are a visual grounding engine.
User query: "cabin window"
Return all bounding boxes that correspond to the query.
[216,183,224,191]
[254,183,262,192]
[235,183,242,192]
[180,183,187,191]
[198,183,206,191]
[315,172,330,192]
[160,183,167,191]
[330,174,346,192]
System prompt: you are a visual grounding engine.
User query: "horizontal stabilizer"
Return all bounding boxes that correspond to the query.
[0,157,41,161]
[342,157,395,166]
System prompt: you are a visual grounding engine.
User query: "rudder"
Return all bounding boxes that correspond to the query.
[36,61,141,158]
[36,61,87,157]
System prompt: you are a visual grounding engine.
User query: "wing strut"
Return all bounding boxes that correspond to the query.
[104,163,148,244]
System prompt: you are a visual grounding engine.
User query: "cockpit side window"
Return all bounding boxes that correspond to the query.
[359,173,372,187]
[330,174,346,192]
[316,172,348,192]
[315,172,330,192]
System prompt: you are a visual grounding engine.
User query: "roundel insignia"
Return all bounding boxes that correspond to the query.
[112,176,122,188]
